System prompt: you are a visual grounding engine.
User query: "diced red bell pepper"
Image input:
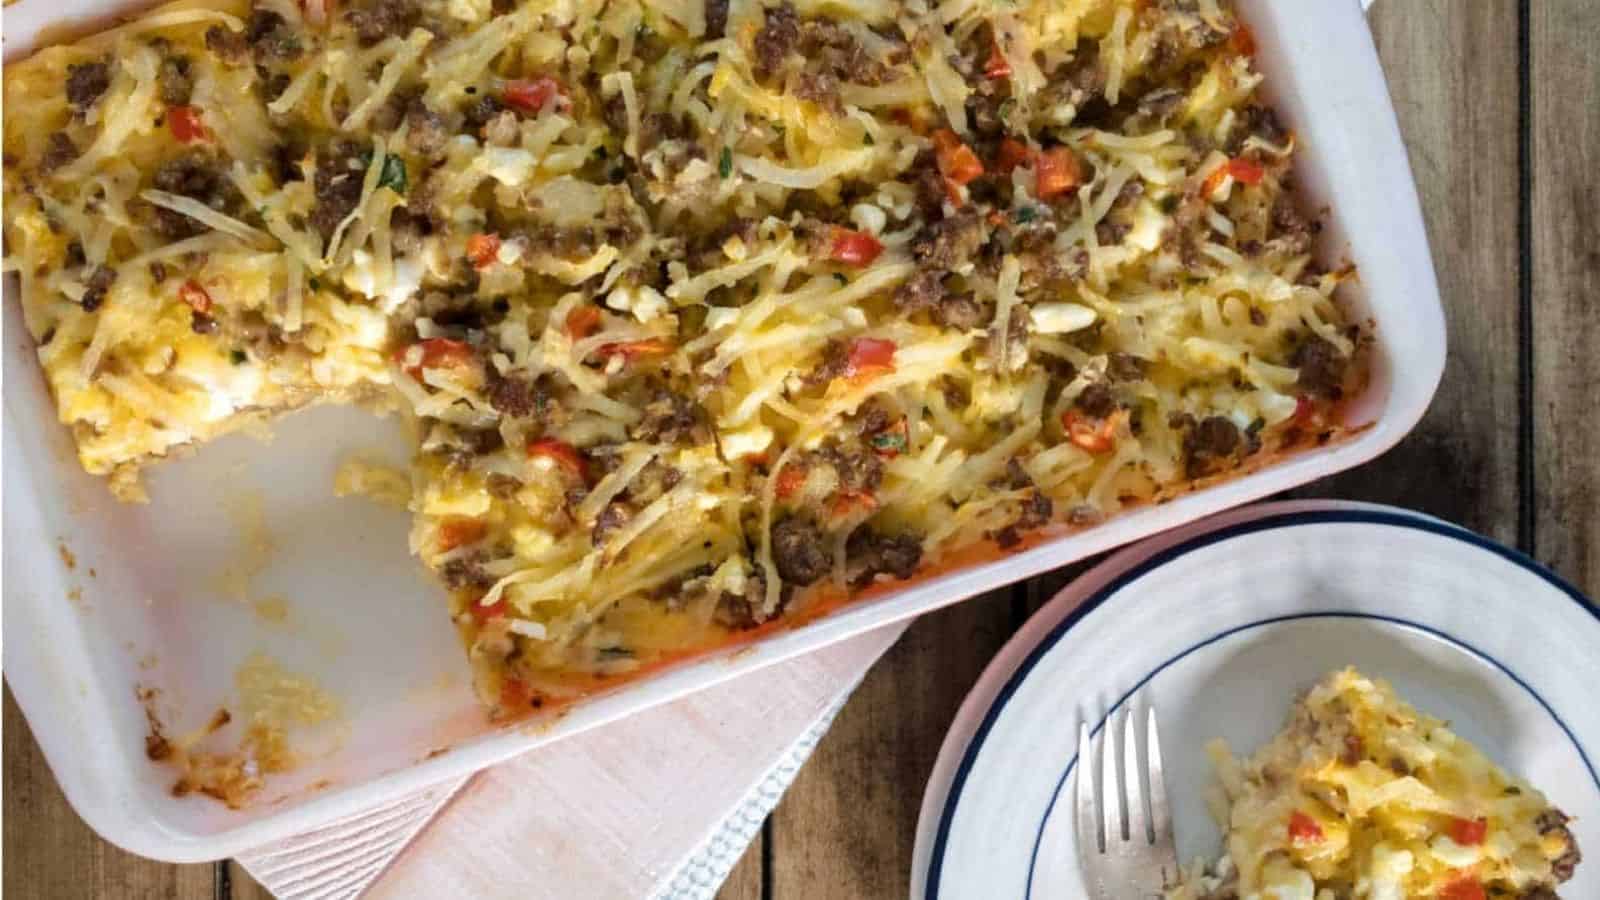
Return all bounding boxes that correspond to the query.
[1450,816,1489,846]
[829,228,884,266]
[498,675,533,710]
[995,138,1034,175]
[565,305,603,339]
[984,41,1012,79]
[845,337,896,379]
[1440,877,1486,900]
[933,129,985,190]
[1061,410,1117,454]
[1204,156,1267,197]
[437,517,487,552]
[775,465,808,500]
[1035,147,1083,200]
[503,76,566,114]
[466,233,501,269]
[417,338,475,366]
[400,338,475,378]
[1292,394,1318,426]
[1288,810,1324,845]
[527,437,585,480]
[830,489,877,518]
[177,279,213,314]
[595,337,674,362]
[1227,156,1266,185]
[1230,24,1257,57]
[470,597,507,623]
[167,105,208,143]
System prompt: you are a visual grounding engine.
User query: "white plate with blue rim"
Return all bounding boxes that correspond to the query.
[910,500,1600,899]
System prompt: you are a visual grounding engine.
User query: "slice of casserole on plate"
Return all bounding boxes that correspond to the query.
[1169,668,1582,900]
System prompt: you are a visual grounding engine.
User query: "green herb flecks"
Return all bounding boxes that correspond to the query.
[230,349,248,365]
[870,428,908,455]
[719,146,733,179]
[378,154,408,195]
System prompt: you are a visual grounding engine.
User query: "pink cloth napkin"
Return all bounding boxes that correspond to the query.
[236,624,906,899]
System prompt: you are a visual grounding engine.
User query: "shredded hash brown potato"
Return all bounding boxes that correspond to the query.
[1167,669,1582,900]
[6,0,1368,717]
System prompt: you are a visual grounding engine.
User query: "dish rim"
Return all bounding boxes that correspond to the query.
[913,502,1600,900]
[2,0,1447,861]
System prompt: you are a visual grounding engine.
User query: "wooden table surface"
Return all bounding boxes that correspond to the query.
[6,1,1597,897]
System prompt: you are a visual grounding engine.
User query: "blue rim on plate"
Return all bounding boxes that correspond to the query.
[923,508,1600,900]
[1018,611,1600,898]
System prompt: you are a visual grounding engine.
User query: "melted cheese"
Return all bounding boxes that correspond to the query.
[1168,669,1582,899]
[6,0,1368,722]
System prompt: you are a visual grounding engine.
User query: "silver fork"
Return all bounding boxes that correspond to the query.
[1076,706,1180,899]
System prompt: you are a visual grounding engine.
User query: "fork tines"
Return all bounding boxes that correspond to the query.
[1075,706,1179,897]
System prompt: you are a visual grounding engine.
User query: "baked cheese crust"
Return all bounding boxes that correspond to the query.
[5,0,1366,716]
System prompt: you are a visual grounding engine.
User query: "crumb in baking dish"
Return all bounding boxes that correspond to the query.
[140,653,342,808]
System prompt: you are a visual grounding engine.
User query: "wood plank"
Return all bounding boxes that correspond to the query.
[714,832,765,900]
[1021,558,1103,618]
[1289,0,1524,543]
[766,591,1014,899]
[3,686,216,900]
[1531,0,1600,587]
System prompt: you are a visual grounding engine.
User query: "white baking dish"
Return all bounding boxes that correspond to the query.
[3,0,1441,862]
